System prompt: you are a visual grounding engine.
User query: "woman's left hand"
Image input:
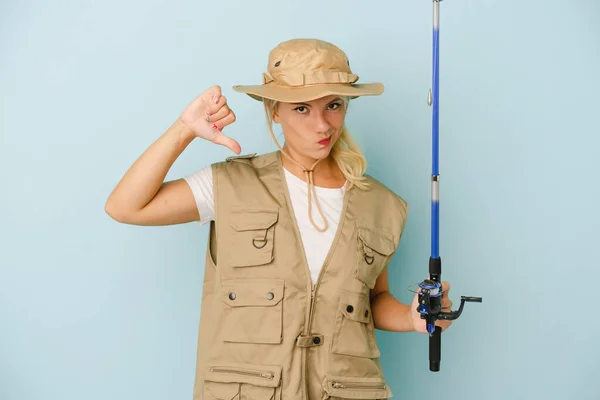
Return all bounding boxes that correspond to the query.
[409,281,453,334]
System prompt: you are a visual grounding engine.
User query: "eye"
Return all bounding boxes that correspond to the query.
[328,102,342,110]
[294,106,308,113]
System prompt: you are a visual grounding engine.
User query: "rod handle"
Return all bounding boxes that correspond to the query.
[429,325,442,372]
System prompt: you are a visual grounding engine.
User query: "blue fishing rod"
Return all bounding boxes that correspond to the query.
[416,0,483,372]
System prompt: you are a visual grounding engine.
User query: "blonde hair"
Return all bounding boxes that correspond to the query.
[262,97,370,190]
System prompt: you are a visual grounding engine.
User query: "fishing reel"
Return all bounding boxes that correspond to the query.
[415,279,482,334]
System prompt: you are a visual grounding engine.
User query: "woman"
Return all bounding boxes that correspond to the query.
[106,38,452,400]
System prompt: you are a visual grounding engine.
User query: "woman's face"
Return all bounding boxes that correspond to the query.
[273,95,347,161]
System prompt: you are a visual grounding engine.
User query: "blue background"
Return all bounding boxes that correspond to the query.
[1,0,598,399]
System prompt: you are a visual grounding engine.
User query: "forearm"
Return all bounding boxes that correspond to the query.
[370,291,414,332]
[105,118,196,216]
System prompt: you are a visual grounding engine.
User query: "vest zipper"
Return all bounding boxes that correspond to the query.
[331,381,387,390]
[306,187,350,332]
[209,366,274,380]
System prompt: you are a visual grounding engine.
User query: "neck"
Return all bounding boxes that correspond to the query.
[280,145,345,188]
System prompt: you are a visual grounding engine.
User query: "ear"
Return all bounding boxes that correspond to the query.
[272,108,280,123]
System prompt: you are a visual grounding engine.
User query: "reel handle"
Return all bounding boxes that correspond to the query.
[437,296,483,320]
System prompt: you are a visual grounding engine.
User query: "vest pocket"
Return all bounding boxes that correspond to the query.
[226,209,279,267]
[355,227,396,289]
[220,278,284,344]
[203,363,282,400]
[331,291,380,358]
[323,374,392,400]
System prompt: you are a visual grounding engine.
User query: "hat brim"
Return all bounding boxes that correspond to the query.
[232,82,384,103]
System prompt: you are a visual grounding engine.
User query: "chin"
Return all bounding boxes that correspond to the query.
[312,146,334,159]
[293,147,329,162]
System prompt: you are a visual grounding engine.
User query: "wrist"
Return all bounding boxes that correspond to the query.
[172,118,197,147]
[406,305,416,332]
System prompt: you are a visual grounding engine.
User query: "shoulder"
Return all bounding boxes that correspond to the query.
[210,151,280,193]
[213,151,279,172]
[361,173,408,215]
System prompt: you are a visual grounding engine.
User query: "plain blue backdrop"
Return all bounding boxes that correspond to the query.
[1,0,598,399]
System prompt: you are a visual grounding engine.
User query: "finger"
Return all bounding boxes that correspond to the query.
[188,85,221,109]
[441,281,450,292]
[441,281,450,297]
[213,132,241,154]
[442,293,452,306]
[212,109,236,131]
[206,85,222,104]
[441,300,453,311]
[436,319,452,331]
[206,104,231,123]
[206,95,228,115]
[211,113,240,154]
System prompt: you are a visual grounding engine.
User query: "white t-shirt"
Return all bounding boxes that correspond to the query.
[184,165,346,283]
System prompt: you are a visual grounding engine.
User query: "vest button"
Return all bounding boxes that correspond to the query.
[228,292,236,300]
[266,292,274,300]
[346,305,354,313]
[312,336,321,345]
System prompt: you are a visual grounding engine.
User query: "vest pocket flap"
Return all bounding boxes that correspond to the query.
[206,363,282,388]
[230,210,279,231]
[221,279,284,307]
[225,209,278,268]
[331,291,380,358]
[323,375,391,399]
[340,291,371,324]
[203,381,239,400]
[357,227,395,256]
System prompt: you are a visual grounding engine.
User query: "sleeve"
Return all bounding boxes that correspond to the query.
[183,165,215,225]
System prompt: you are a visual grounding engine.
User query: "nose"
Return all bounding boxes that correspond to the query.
[314,111,331,134]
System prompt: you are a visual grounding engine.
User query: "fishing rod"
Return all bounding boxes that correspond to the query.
[414,0,483,372]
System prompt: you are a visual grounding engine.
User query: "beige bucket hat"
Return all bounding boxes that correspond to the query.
[232,38,384,103]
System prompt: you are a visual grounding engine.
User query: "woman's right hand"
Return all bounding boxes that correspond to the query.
[180,85,241,154]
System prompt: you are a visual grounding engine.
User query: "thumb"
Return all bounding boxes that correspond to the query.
[212,131,241,154]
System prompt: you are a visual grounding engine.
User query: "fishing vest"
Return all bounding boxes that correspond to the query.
[192,151,408,400]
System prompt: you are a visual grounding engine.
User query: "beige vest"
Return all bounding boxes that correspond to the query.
[193,151,408,400]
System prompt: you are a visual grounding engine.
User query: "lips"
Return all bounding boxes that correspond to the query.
[318,137,331,146]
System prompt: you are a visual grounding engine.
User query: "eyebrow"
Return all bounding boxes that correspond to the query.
[291,97,343,107]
